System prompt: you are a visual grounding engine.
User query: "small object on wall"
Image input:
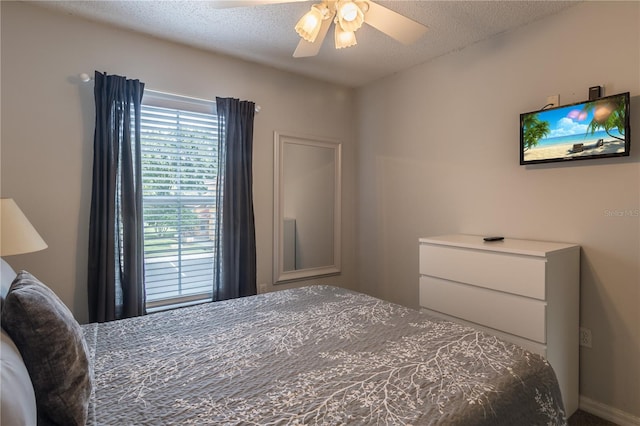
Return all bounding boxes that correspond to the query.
[483,236,504,242]
[546,95,559,108]
[588,85,602,100]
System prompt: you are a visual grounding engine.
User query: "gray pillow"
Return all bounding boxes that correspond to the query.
[1,328,37,426]
[1,271,92,426]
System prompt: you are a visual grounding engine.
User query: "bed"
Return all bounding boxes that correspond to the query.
[2,268,567,425]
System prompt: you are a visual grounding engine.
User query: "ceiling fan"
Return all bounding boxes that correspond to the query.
[211,0,428,58]
[292,0,428,57]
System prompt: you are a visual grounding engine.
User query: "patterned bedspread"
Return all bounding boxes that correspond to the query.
[82,285,566,425]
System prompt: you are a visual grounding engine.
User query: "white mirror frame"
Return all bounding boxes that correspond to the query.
[273,131,342,284]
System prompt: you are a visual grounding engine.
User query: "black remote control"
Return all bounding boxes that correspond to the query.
[483,236,504,242]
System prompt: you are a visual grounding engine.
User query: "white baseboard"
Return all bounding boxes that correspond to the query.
[579,395,640,426]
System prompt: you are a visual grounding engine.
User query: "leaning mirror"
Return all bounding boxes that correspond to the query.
[273,132,341,283]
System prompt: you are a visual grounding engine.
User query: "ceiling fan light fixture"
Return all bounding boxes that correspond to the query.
[336,0,364,32]
[334,23,357,49]
[292,0,427,58]
[295,4,325,42]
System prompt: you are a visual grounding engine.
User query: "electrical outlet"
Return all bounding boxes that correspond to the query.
[546,94,559,108]
[579,327,592,348]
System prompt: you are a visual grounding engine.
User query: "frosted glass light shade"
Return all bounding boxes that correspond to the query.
[335,24,357,49]
[0,199,47,256]
[295,5,324,42]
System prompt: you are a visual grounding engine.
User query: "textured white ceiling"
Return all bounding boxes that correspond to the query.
[31,0,579,87]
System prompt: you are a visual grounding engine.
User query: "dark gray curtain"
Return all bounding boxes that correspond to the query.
[213,97,257,300]
[88,71,146,323]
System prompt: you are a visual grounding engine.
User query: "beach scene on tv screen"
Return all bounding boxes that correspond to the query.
[522,95,627,162]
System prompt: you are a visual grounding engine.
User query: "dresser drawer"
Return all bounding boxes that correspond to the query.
[421,307,548,356]
[419,276,547,343]
[419,244,546,300]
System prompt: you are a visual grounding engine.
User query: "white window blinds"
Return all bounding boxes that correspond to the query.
[140,101,219,309]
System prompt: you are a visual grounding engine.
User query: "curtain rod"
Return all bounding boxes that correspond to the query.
[79,73,261,113]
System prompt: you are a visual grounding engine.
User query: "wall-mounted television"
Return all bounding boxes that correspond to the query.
[520,92,630,165]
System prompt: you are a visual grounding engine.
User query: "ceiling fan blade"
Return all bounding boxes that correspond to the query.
[293,17,332,58]
[364,1,428,45]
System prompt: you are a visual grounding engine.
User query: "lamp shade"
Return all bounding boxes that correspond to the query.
[0,199,48,256]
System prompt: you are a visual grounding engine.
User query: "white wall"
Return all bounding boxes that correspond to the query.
[355,1,639,418]
[0,1,357,324]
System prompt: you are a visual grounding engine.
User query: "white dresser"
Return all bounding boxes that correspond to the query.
[419,234,579,415]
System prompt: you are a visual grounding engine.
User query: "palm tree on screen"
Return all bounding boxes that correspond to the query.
[582,98,626,142]
[522,113,551,151]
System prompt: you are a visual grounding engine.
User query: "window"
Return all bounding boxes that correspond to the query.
[140,93,219,310]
